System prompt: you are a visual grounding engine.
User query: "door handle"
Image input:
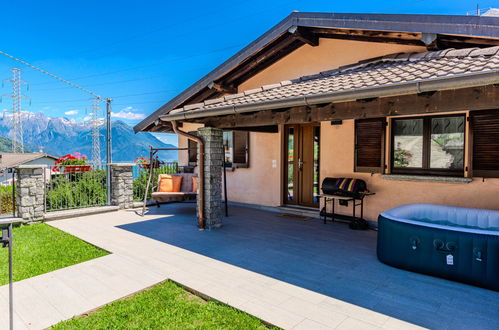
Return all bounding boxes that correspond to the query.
[298,158,304,170]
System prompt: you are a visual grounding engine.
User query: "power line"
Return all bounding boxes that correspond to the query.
[34,65,213,92]
[0,50,101,98]
[87,0,302,62]
[63,0,299,60]
[30,44,241,86]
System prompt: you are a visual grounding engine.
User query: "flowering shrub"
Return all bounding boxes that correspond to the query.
[134,157,162,169]
[394,147,413,167]
[135,157,148,168]
[55,152,88,166]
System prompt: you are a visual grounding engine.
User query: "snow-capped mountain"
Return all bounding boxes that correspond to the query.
[0,112,177,162]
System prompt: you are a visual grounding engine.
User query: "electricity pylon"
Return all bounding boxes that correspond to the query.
[90,97,102,168]
[3,68,28,153]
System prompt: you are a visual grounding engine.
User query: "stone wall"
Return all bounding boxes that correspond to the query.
[110,164,134,209]
[16,166,45,221]
[197,127,223,229]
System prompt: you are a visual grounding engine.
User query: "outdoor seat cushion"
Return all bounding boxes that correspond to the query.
[178,173,197,192]
[158,174,183,192]
[192,176,198,192]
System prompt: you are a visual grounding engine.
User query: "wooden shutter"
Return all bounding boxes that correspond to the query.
[471,109,499,177]
[355,118,386,173]
[232,131,249,168]
[188,131,198,164]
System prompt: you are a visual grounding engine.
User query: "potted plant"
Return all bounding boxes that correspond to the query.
[54,152,91,173]
[135,157,162,169]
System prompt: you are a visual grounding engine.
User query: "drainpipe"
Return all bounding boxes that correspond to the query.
[171,120,205,230]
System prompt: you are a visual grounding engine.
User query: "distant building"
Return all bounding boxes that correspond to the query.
[0,153,57,185]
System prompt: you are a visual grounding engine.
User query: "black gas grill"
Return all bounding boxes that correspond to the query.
[319,177,374,230]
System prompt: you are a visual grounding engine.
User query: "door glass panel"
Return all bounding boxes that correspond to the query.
[430,116,465,169]
[313,126,320,204]
[223,131,233,165]
[287,127,294,202]
[393,118,423,168]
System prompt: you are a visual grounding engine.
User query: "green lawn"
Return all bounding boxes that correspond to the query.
[0,223,108,285]
[53,280,277,330]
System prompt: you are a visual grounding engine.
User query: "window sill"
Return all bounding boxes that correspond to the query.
[382,174,472,184]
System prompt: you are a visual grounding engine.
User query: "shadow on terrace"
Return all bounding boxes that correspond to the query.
[118,202,498,330]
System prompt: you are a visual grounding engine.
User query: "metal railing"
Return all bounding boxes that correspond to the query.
[132,162,178,202]
[45,165,107,212]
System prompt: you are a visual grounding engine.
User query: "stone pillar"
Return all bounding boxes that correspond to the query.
[16,165,46,221]
[110,164,134,209]
[197,127,223,229]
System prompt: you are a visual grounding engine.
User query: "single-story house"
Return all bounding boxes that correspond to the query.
[135,12,499,229]
[0,153,57,185]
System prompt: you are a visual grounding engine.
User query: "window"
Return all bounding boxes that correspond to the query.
[470,109,499,177]
[187,131,198,165]
[355,118,386,173]
[223,131,249,168]
[391,115,465,176]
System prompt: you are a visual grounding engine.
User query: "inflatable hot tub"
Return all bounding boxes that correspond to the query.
[377,204,499,291]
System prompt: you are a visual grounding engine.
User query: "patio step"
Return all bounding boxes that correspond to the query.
[44,206,119,221]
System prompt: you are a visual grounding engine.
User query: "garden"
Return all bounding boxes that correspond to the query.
[52,280,276,329]
[0,223,108,285]
[46,153,106,211]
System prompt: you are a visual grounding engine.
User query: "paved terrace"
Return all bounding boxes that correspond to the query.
[1,203,497,329]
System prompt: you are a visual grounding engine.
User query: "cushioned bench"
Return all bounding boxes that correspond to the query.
[151,173,197,204]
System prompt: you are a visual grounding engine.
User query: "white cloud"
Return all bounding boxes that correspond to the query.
[111,110,146,120]
[64,110,79,115]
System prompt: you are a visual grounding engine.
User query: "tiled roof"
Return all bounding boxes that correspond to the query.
[0,153,56,169]
[169,46,499,115]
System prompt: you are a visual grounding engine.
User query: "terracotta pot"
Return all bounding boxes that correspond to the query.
[64,165,91,173]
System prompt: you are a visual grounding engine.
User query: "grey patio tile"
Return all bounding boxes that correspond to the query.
[319,298,390,327]
[382,317,424,330]
[293,318,334,330]
[336,317,384,330]
[280,296,348,328]
[239,298,306,329]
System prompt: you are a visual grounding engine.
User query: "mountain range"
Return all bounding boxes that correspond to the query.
[0,113,177,162]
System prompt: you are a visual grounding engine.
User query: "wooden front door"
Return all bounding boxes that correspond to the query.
[284,124,320,207]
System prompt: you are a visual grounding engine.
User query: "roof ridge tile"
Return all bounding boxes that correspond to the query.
[183,102,204,111]
[224,92,245,101]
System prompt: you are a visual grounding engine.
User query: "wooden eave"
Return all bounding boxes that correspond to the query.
[190,85,499,131]
[134,12,499,133]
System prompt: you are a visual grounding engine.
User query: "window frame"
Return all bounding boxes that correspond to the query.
[223,130,249,169]
[187,130,250,169]
[390,114,466,177]
[187,131,198,166]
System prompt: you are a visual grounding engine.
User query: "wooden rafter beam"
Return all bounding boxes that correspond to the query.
[197,85,499,128]
[208,82,237,94]
[288,26,319,47]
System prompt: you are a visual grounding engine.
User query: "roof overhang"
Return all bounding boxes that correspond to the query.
[158,69,499,124]
[135,12,499,133]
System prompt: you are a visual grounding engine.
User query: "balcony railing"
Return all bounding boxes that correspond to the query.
[45,165,107,212]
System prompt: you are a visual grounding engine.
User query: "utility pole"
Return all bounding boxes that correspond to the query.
[91,97,102,168]
[106,98,112,206]
[3,68,28,153]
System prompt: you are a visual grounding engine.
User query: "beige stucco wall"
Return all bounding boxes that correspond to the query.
[239,39,426,91]
[178,123,281,206]
[320,120,499,221]
[173,38,499,219]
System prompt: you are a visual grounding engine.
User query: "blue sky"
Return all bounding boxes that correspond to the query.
[1,0,497,145]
